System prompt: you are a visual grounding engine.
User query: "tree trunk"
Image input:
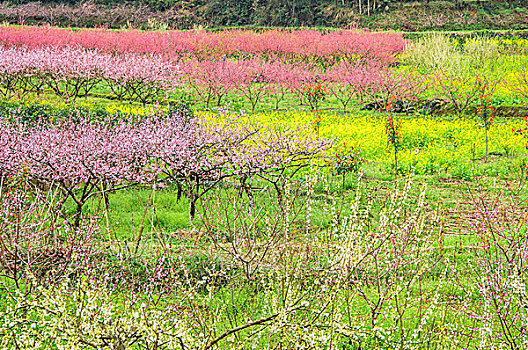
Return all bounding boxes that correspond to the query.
[177,183,182,202]
[190,199,196,220]
[394,147,398,180]
[485,129,489,161]
[74,203,83,229]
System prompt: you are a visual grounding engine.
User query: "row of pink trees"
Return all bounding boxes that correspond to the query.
[0,109,330,225]
[181,58,316,111]
[0,46,178,103]
[0,25,405,64]
[0,47,421,111]
[0,46,422,110]
[183,58,424,111]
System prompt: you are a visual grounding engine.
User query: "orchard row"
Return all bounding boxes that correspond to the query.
[0,109,329,224]
[0,26,404,63]
[0,45,443,110]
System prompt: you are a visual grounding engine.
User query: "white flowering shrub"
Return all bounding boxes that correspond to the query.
[1,274,202,350]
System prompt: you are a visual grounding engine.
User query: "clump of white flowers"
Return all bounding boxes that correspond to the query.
[0,273,203,350]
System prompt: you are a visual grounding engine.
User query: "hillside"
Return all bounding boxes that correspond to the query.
[1,0,527,31]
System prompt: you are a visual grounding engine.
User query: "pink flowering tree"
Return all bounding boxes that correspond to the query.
[149,111,330,220]
[361,67,427,113]
[103,53,179,105]
[0,46,179,104]
[236,59,274,113]
[326,59,384,111]
[265,60,302,110]
[0,113,161,227]
[183,59,244,108]
[281,64,316,108]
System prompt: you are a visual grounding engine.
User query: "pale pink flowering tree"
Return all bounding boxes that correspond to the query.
[457,192,528,349]
[102,53,179,105]
[0,46,179,104]
[325,59,385,111]
[0,113,161,227]
[0,46,108,101]
[249,125,330,203]
[236,59,274,113]
[150,111,330,219]
[42,47,106,102]
[0,47,36,98]
[182,59,245,108]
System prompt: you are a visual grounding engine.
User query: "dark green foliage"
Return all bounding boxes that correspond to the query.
[251,0,319,27]
[0,100,137,125]
[203,0,254,26]
[168,100,194,121]
[2,1,527,30]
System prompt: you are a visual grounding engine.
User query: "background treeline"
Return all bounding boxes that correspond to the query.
[0,0,526,30]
